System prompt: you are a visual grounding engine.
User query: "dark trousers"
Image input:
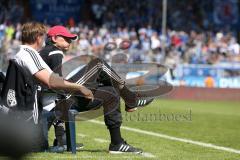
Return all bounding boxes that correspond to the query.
[68,57,123,129]
[42,57,124,147]
[72,86,122,129]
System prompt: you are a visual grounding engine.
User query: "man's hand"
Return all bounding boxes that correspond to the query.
[34,70,94,100]
[79,85,94,100]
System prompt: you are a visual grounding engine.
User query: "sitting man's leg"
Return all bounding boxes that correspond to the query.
[49,111,84,152]
[41,97,83,153]
[92,86,142,154]
[68,57,153,112]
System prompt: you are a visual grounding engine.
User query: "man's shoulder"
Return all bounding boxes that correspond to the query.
[39,45,53,55]
[14,46,31,61]
[16,45,39,57]
[15,46,39,61]
[14,45,48,72]
[39,45,63,57]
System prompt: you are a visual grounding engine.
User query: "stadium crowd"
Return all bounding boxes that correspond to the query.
[0,23,240,68]
[0,0,240,71]
[90,0,212,31]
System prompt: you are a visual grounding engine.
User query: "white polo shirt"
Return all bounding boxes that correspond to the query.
[14,45,53,75]
[12,45,54,123]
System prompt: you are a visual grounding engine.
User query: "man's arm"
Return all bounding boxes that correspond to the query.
[34,69,93,100]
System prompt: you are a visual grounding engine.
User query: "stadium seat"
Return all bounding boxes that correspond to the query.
[64,102,103,154]
[65,109,78,154]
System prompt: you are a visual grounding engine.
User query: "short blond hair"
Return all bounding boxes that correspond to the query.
[21,22,47,44]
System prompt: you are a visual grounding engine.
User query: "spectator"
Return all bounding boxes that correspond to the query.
[204,75,215,88]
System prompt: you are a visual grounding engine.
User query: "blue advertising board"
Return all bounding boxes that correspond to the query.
[29,0,83,24]
[172,64,240,88]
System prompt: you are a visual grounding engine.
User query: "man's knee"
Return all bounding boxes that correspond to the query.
[101,87,122,128]
[89,57,104,66]
[101,87,120,105]
[104,113,122,129]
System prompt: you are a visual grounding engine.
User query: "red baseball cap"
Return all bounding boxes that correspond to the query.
[47,25,78,40]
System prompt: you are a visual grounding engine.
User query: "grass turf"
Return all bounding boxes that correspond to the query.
[22,99,240,160]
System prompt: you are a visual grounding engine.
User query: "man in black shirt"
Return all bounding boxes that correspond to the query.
[40,25,153,154]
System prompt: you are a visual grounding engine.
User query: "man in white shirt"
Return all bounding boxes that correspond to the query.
[1,22,93,152]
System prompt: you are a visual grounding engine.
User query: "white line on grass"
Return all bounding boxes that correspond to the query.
[94,138,110,143]
[77,133,87,137]
[89,120,240,155]
[141,152,156,158]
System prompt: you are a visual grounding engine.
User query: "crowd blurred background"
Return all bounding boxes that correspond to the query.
[1,0,240,88]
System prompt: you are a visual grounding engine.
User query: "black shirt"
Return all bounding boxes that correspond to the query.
[39,44,64,76]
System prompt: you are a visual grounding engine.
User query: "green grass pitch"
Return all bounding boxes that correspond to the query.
[22,99,240,160]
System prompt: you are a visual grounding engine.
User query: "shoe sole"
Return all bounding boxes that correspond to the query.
[76,146,84,150]
[63,145,84,151]
[109,150,142,154]
[125,107,138,112]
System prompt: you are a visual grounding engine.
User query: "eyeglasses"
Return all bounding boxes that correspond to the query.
[56,35,72,43]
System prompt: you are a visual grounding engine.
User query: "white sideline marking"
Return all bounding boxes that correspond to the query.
[89,120,240,154]
[94,137,155,158]
[141,152,156,158]
[94,138,110,143]
[77,133,87,137]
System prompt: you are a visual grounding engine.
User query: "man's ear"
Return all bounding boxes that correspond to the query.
[51,36,57,43]
[36,36,41,45]
[36,36,44,50]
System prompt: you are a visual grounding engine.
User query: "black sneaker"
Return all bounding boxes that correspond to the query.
[120,86,154,112]
[48,146,65,153]
[125,97,154,112]
[63,143,84,151]
[53,138,84,151]
[109,141,143,154]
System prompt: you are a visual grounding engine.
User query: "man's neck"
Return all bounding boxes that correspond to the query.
[23,43,39,51]
[53,44,66,52]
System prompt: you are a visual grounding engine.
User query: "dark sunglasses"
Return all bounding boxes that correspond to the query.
[56,35,73,43]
